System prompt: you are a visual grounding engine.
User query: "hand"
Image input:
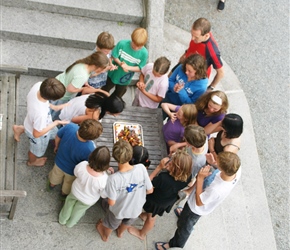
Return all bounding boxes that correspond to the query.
[120,62,129,72]
[137,81,145,90]
[160,157,170,169]
[107,167,115,174]
[56,120,70,126]
[197,165,212,179]
[109,64,118,71]
[206,153,216,165]
[169,144,179,155]
[170,113,177,123]
[54,146,58,153]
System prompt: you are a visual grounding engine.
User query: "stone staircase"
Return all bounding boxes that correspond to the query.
[1,0,145,77]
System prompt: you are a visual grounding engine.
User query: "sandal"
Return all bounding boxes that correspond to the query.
[155,242,169,250]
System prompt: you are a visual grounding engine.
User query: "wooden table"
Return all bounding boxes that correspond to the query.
[97,106,167,170]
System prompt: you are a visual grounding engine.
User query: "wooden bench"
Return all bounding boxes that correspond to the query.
[98,106,167,170]
[0,65,28,220]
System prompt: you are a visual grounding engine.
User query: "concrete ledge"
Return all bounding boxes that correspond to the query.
[1,0,144,24]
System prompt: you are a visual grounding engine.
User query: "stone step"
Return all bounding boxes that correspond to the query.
[1,0,144,24]
[1,5,139,50]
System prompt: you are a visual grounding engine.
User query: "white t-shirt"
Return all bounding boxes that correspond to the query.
[23,82,52,135]
[188,167,242,215]
[71,161,109,206]
[135,63,169,108]
[59,94,89,121]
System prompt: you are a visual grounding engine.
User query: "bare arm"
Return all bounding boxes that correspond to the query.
[161,103,178,122]
[112,57,141,73]
[108,198,116,206]
[209,67,224,88]
[66,83,84,93]
[32,120,69,138]
[149,157,169,181]
[54,134,61,153]
[169,141,187,155]
[203,121,222,136]
[195,165,211,206]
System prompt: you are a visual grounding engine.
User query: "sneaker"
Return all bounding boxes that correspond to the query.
[46,180,55,192]
[217,0,225,11]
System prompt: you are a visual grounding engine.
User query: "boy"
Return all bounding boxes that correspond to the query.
[82,31,117,94]
[96,139,153,242]
[47,119,102,198]
[132,56,171,108]
[155,151,241,249]
[13,78,68,167]
[101,27,149,98]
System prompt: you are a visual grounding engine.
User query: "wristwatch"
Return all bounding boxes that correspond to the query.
[207,85,214,90]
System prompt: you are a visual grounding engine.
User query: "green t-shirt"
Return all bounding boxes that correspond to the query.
[56,63,90,101]
[108,40,148,85]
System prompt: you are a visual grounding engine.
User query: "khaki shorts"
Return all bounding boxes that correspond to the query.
[49,164,76,195]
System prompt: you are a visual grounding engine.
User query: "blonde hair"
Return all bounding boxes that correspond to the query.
[180,104,198,127]
[169,150,192,182]
[131,27,148,47]
[96,31,115,50]
[195,90,229,116]
[112,139,133,164]
[217,151,241,176]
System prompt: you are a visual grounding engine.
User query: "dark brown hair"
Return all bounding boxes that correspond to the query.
[153,56,171,75]
[184,125,206,148]
[88,146,111,172]
[182,54,207,80]
[40,78,65,101]
[78,119,103,140]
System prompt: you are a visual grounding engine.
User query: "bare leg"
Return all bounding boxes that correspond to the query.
[139,212,148,222]
[116,223,130,238]
[27,151,47,167]
[128,213,156,240]
[13,125,25,142]
[96,219,112,242]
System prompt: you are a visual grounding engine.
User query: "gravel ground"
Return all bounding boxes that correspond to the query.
[164,0,289,249]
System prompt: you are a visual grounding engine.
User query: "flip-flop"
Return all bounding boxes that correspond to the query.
[155,242,169,250]
[174,206,183,217]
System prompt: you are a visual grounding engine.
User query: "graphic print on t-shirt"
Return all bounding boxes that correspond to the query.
[126,183,138,192]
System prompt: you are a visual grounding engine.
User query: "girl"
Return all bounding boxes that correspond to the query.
[132,56,171,108]
[127,150,192,240]
[58,146,112,228]
[208,113,243,161]
[129,145,151,169]
[161,103,198,152]
[50,51,109,120]
[59,92,125,124]
[162,54,208,106]
[195,90,229,135]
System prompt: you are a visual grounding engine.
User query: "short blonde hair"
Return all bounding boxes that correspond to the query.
[217,151,241,176]
[131,27,148,47]
[113,139,133,164]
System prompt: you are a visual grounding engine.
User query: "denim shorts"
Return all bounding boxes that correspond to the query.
[25,126,58,157]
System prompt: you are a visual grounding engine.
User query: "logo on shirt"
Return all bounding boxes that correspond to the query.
[126,183,138,193]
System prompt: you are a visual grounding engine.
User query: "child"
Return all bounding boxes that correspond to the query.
[127,150,192,240]
[161,103,198,152]
[59,92,125,124]
[163,54,208,107]
[58,146,111,228]
[132,56,171,108]
[12,78,68,167]
[208,113,243,161]
[47,119,102,198]
[129,145,151,169]
[50,51,110,120]
[83,32,117,94]
[101,27,149,98]
[195,90,229,135]
[170,125,208,208]
[96,139,153,242]
[155,151,241,249]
